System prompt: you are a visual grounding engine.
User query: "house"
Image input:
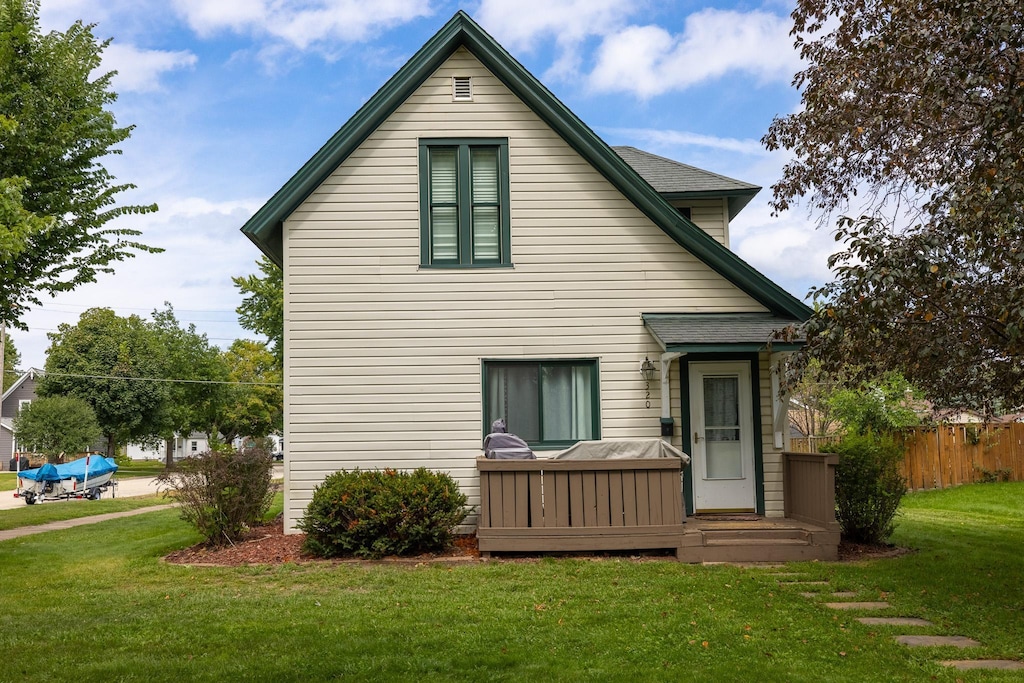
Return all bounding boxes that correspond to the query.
[1,368,42,469]
[241,11,832,558]
[127,432,213,461]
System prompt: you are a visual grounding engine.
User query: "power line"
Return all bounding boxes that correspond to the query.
[14,369,281,387]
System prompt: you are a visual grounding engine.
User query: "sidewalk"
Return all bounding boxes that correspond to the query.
[0,504,176,542]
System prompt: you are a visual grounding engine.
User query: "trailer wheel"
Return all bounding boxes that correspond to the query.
[89,489,101,500]
[24,492,36,505]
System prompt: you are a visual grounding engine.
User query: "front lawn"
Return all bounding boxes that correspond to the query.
[0,482,1020,681]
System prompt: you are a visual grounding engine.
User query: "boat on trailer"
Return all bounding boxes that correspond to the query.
[15,455,119,505]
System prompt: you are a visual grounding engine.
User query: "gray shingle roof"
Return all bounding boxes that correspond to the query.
[614,146,760,219]
[642,313,805,352]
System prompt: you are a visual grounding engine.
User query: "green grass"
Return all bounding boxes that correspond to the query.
[0,483,1021,682]
[0,494,170,531]
[0,471,16,492]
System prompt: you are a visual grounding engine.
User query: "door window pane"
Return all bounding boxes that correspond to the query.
[703,376,743,478]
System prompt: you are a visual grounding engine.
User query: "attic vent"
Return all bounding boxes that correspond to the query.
[452,76,473,101]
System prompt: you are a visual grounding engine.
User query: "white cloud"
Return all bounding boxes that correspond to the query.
[475,0,637,50]
[13,197,266,370]
[607,127,767,156]
[589,9,799,97]
[102,43,198,93]
[171,0,433,50]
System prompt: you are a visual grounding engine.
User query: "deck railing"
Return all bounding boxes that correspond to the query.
[782,451,839,531]
[476,457,685,555]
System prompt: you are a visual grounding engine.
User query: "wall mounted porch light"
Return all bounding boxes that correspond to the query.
[640,357,656,383]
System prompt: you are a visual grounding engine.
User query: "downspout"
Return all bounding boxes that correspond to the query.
[770,352,791,449]
[659,351,685,438]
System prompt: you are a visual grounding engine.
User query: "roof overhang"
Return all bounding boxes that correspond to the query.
[642,313,806,354]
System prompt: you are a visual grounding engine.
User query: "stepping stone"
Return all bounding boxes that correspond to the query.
[857,617,933,627]
[895,635,980,648]
[780,580,830,586]
[800,591,857,599]
[825,601,890,610]
[940,660,1024,671]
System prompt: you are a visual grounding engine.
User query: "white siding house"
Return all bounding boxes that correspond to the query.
[242,11,811,532]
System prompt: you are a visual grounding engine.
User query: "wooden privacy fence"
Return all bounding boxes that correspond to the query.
[476,457,685,557]
[899,423,1024,490]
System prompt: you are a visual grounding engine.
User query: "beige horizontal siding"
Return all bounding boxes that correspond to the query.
[281,46,771,530]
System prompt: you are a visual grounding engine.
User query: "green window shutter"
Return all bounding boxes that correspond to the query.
[420,138,510,267]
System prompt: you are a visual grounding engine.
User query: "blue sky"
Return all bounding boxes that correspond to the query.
[13,0,835,369]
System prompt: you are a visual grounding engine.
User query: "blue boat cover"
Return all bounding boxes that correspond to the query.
[17,456,117,483]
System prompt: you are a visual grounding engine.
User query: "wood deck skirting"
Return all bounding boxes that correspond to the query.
[782,451,840,532]
[476,457,685,556]
[476,454,840,562]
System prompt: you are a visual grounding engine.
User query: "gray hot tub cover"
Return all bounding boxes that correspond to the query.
[551,440,690,465]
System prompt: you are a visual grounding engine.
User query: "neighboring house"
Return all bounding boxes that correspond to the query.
[127,432,212,461]
[1,368,42,469]
[241,12,812,533]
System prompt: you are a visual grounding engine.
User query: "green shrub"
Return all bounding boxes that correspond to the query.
[157,447,275,545]
[823,434,906,544]
[299,468,470,559]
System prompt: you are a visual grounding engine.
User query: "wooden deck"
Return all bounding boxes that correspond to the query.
[476,452,840,563]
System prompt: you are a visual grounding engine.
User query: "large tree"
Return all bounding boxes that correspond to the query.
[764,0,1024,413]
[2,332,19,392]
[215,339,282,445]
[40,307,167,458]
[0,0,158,328]
[233,256,283,369]
[151,304,231,465]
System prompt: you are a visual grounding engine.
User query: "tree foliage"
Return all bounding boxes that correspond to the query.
[232,256,283,369]
[151,303,230,464]
[12,395,101,462]
[215,339,282,444]
[2,332,19,392]
[0,0,158,328]
[40,307,167,457]
[764,0,1024,413]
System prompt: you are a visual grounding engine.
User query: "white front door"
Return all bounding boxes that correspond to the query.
[689,361,756,512]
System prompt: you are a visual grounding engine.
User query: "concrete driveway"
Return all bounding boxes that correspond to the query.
[1,464,283,511]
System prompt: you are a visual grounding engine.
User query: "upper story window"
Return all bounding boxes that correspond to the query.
[483,359,600,449]
[419,138,511,267]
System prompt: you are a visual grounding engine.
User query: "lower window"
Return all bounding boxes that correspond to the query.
[484,359,599,448]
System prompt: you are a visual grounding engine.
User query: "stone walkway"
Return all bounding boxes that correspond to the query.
[0,505,175,542]
[772,571,1024,672]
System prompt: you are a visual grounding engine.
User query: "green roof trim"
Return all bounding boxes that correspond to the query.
[240,10,812,320]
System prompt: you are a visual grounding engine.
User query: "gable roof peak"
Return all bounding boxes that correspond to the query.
[239,9,810,321]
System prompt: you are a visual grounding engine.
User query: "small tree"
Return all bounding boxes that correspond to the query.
[157,446,275,545]
[12,395,101,462]
[823,434,906,544]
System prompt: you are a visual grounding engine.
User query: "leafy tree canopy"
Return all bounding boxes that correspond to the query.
[151,303,230,452]
[2,332,19,392]
[40,307,167,457]
[13,394,101,462]
[0,0,159,328]
[233,256,283,369]
[764,0,1024,414]
[216,339,282,444]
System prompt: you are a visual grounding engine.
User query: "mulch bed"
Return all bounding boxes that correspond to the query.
[164,517,910,567]
[163,517,481,567]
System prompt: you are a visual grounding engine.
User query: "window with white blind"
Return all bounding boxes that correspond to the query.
[419,138,510,267]
[483,360,600,448]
